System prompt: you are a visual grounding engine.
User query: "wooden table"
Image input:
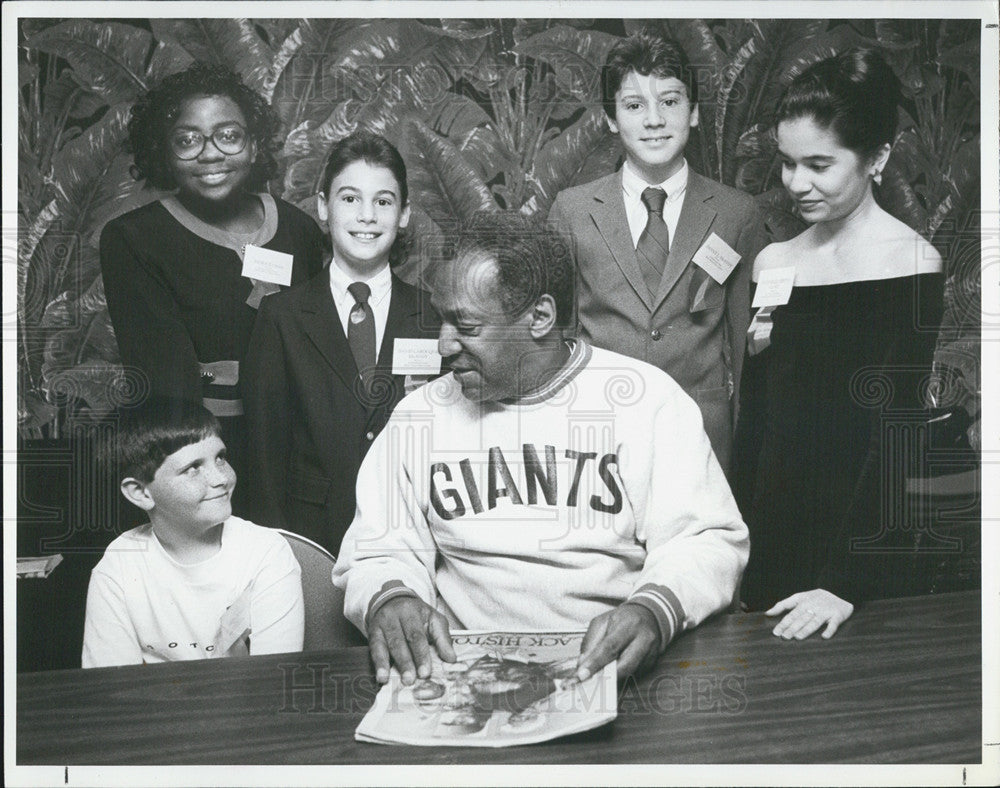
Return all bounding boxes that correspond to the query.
[16,591,981,764]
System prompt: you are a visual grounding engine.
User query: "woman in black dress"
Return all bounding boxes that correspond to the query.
[738,49,943,638]
[100,64,325,514]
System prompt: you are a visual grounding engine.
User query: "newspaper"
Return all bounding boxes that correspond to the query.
[355,630,617,747]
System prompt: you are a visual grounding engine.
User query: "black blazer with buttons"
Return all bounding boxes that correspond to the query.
[243,267,438,553]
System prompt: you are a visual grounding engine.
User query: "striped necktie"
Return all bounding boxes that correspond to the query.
[346,281,376,392]
[637,186,670,298]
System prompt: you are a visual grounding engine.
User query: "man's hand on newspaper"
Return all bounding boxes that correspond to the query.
[368,596,457,685]
[574,603,659,682]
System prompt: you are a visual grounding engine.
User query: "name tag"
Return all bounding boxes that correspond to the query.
[216,582,253,656]
[404,375,431,396]
[241,244,293,287]
[392,338,441,375]
[752,266,796,308]
[747,307,775,356]
[691,232,741,284]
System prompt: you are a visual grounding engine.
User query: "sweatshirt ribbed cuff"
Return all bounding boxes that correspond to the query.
[626,583,685,653]
[364,580,420,632]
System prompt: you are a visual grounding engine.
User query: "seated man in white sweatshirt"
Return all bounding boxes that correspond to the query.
[332,211,748,686]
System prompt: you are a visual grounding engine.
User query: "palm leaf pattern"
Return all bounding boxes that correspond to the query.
[16,16,981,440]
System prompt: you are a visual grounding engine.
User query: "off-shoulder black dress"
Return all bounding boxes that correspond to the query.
[736,273,943,609]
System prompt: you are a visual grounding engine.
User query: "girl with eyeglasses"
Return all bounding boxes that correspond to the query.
[100,64,325,516]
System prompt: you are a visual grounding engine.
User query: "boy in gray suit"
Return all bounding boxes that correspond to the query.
[549,30,768,475]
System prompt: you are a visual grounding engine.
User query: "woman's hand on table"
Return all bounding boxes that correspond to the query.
[766,589,854,640]
[368,596,456,685]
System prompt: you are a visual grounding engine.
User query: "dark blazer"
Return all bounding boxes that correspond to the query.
[549,169,768,475]
[243,269,438,553]
[100,197,325,402]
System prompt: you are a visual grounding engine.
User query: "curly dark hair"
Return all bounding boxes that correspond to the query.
[453,211,575,329]
[127,63,282,191]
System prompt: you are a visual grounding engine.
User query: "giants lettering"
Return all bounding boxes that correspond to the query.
[430,444,623,520]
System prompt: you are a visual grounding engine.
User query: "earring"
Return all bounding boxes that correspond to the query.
[872,170,883,186]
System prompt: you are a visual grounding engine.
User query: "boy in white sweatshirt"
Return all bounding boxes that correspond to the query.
[333,212,747,686]
[82,398,303,668]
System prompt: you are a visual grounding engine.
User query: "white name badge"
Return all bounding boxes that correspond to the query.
[216,582,253,656]
[752,266,796,308]
[691,232,741,284]
[241,244,293,287]
[392,338,441,375]
[747,307,775,356]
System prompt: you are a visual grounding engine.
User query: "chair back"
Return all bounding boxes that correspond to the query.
[278,529,367,650]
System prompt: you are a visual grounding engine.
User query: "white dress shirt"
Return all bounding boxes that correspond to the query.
[329,261,393,358]
[621,159,689,250]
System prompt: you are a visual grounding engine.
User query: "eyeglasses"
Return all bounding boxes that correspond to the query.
[168,124,248,160]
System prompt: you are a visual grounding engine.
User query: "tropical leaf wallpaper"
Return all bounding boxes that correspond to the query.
[17,17,982,443]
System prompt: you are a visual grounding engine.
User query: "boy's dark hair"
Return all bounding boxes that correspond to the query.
[451,211,575,329]
[318,130,411,267]
[776,48,901,158]
[108,398,222,484]
[127,62,282,191]
[602,30,699,119]
[319,130,409,205]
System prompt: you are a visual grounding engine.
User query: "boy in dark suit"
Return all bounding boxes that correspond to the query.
[549,31,768,475]
[243,132,438,553]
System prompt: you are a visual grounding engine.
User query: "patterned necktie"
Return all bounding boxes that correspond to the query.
[635,186,670,296]
[346,281,376,391]
[636,187,670,298]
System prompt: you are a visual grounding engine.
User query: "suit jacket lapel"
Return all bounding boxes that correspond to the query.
[378,275,423,369]
[652,171,717,311]
[590,173,654,311]
[299,271,357,392]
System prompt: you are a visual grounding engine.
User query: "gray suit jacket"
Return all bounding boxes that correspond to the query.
[549,168,768,475]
